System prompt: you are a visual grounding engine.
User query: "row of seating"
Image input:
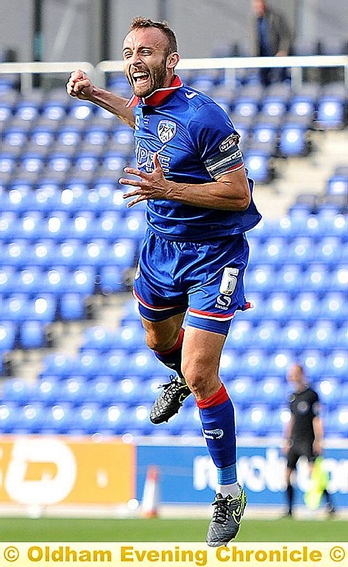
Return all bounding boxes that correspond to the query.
[0,396,346,437]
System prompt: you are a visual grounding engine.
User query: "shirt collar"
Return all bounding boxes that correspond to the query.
[126,75,183,108]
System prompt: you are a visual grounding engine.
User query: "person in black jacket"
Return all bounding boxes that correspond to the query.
[283,363,336,517]
[251,0,293,85]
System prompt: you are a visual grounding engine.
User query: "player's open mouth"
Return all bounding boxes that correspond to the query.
[132,72,149,85]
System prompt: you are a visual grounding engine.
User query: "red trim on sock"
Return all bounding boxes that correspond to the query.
[197,384,229,409]
[154,328,184,356]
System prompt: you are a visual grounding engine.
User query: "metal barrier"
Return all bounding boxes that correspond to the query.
[0,55,348,93]
[95,55,348,90]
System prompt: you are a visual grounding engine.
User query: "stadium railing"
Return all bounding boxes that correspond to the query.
[0,55,348,93]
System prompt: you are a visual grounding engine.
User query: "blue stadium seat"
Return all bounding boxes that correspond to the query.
[269,405,291,435]
[98,349,130,379]
[243,148,273,184]
[307,320,339,352]
[41,403,76,434]
[238,404,272,436]
[322,350,348,380]
[329,265,348,293]
[238,349,269,379]
[84,377,116,406]
[279,124,309,157]
[254,377,285,407]
[225,320,253,350]
[0,321,17,350]
[272,264,304,295]
[1,378,32,404]
[19,320,47,349]
[264,292,293,323]
[97,403,131,435]
[54,377,88,406]
[219,349,241,379]
[40,353,78,380]
[68,403,102,435]
[277,321,309,351]
[266,350,295,377]
[127,349,165,379]
[59,293,86,320]
[317,378,341,409]
[226,376,255,408]
[318,292,348,325]
[301,349,327,380]
[245,264,275,295]
[285,237,314,265]
[0,403,21,433]
[326,174,348,197]
[13,403,47,434]
[250,321,281,351]
[316,95,346,129]
[27,294,57,323]
[1,294,30,322]
[292,292,319,323]
[328,405,348,437]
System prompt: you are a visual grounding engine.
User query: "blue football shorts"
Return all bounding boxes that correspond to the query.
[133,230,251,336]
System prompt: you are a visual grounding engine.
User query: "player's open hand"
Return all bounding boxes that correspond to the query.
[120,153,175,208]
[66,69,94,100]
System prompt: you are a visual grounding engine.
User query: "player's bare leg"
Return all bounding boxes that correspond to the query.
[141,314,192,424]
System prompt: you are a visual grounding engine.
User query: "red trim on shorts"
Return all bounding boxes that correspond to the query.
[197,384,230,409]
[189,307,235,320]
[133,289,183,311]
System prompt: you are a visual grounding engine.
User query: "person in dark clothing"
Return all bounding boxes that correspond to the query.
[251,0,293,86]
[283,363,335,517]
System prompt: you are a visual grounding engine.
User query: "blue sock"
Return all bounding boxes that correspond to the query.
[198,384,237,485]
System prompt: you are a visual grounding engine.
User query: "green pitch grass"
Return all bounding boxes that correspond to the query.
[0,517,347,542]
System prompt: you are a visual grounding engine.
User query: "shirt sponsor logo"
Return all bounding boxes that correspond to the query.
[157,120,177,143]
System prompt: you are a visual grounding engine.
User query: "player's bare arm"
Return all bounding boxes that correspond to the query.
[66,69,135,128]
[120,153,251,211]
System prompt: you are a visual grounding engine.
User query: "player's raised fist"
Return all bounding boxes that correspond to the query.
[66,69,93,99]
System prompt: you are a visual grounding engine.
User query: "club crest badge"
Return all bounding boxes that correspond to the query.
[157,120,177,143]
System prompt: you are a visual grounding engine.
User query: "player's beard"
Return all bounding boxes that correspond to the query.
[127,57,168,98]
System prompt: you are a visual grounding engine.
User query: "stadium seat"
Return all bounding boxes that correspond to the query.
[277,321,309,351]
[226,376,255,408]
[225,320,253,350]
[19,320,47,349]
[0,321,17,351]
[272,264,304,295]
[326,174,348,197]
[307,320,339,352]
[245,264,274,295]
[40,353,78,380]
[279,124,309,157]
[59,293,86,320]
[243,148,273,184]
[238,404,272,436]
[42,403,76,434]
[318,292,348,325]
[316,95,346,129]
[0,378,32,404]
[322,350,348,380]
[264,292,293,323]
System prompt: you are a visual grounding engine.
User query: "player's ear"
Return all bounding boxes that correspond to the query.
[167,52,180,69]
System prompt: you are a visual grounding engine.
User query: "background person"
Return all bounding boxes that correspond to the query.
[283,363,336,517]
[251,0,293,86]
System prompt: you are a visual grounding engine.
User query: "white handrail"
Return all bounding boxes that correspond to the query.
[0,61,95,94]
[0,56,347,93]
[95,55,348,90]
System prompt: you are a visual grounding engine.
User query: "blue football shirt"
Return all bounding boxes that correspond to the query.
[129,77,261,241]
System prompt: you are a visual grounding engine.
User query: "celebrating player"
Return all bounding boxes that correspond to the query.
[67,17,262,546]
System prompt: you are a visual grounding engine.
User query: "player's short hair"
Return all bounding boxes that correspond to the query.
[129,17,178,55]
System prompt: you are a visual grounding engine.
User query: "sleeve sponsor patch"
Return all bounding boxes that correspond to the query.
[204,143,244,178]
